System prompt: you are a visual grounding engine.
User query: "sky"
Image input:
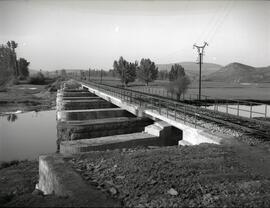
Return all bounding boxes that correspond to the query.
[0,0,269,71]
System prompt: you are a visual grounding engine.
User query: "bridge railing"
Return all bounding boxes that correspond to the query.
[125,85,269,119]
[80,80,203,129]
[79,80,270,138]
[70,75,269,120]
[71,74,269,120]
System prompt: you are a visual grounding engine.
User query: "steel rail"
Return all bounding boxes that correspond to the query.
[80,80,270,140]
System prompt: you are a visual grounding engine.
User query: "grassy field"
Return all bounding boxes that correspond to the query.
[84,77,270,101]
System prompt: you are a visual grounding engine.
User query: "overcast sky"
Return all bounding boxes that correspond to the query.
[0,0,269,71]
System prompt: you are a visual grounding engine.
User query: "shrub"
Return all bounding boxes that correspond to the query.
[12,78,19,85]
[167,75,191,100]
[0,160,19,169]
[29,72,45,85]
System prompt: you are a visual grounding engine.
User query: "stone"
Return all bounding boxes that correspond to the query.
[167,188,178,196]
[149,179,157,185]
[116,175,125,180]
[104,180,114,186]
[109,187,118,195]
[89,181,99,186]
[32,189,44,196]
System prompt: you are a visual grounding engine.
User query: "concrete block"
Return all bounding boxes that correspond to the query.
[57,117,153,141]
[81,83,144,117]
[60,132,160,154]
[61,96,99,100]
[37,154,120,206]
[144,109,222,145]
[57,108,134,121]
[61,92,97,97]
[178,140,192,146]
[144,124,162,136]
[60,99,116,110]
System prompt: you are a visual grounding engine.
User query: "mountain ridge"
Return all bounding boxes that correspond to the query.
[156,62,223,80]
[205,62,270,83]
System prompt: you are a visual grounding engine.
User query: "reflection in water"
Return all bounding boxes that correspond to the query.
[0,110,57,162]
[6,114,18,122]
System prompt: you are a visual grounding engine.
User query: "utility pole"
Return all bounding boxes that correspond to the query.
[193,42,208,101]
[88,68,90,81]
[100,69,103,84]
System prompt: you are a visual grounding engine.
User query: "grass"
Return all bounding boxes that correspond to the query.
[84,77,270,101]
[0,83,57,113]
[0,160,20,170]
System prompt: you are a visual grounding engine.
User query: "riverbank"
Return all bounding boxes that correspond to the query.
[2,79,270,207]
[2,142,270,207]
[0,83,58,114]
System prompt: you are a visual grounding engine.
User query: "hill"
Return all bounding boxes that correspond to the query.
[205,62,270,83]
[157,62,222,80]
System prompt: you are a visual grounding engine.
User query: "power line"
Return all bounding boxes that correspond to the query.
[207,0,234,44]
[193,42,208,101]
[194,3,223,44]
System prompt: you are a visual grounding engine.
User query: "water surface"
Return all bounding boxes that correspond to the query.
[0,110,57,162]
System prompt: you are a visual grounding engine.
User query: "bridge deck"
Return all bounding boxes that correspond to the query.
[80,80,270,142]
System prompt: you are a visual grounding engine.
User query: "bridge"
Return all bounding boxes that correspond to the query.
[37,79,270,197]
[56,79,270,154]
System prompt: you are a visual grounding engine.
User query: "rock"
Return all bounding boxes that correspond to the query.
[89,181,99,186]
[94,164,101,170]
[104,180,114,186]
[116,175,125,180]
[32,189,44,196]
[148,146,159,149]
[1,177,7,181]
[167,188,178,196]
[109,187,118,195]
[86,163,94,170]
[149,179,157,185]
[84,175,92,181]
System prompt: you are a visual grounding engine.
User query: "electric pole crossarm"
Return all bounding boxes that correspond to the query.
[193,42,208,101]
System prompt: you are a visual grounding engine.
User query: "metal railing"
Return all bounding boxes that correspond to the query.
[128,86,269,119]
[78,79,270,139]
[71,75,269,120]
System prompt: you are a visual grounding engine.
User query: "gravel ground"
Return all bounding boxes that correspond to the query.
[71,144,270,207]
[91,84,269,146]
[150,106,267,146]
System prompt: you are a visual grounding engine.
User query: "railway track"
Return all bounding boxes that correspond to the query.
[81,80,270,140]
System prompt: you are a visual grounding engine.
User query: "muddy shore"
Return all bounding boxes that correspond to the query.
[0,83,57,114]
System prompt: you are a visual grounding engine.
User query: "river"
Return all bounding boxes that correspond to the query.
[0,110,57,162]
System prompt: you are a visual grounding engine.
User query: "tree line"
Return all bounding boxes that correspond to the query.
[113,56,158,86]
[113,56,190,99]
[75,56,190,99]
[0,40,30,86]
